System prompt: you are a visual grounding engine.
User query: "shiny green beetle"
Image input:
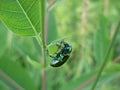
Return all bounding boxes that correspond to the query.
[50,41,72,67]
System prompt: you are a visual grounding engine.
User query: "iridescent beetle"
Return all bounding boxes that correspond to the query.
[49,41,72,67]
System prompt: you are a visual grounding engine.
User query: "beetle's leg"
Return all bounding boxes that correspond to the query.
[56,43,62,49]
[60,40,69,49]
[49,55,55,58]
[57,54,63,62]
[56,42,64,49]
[49,55,58,60]
[55,43,63,54]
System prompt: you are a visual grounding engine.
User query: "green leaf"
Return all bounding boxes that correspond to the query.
[86,64,120,90]
[104,64,120,73]
[26,56,43,68]
[0,0,41,36]
[94,15,113,64]
[61,64,120,90]
[61,70,97,90]
[0,80,11,90]
[0,57,37,90]
[0,21,8,57]
[12,36,41,60]
[48,11,58,44]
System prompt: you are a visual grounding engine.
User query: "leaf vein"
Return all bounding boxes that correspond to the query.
[0,9,22,14]
[26,0,38,13]
[16,0,38,35]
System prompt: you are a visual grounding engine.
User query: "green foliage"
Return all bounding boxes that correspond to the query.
[0,0,41,36]
[0,80,11,90]
[47,11,58,44]
[0,0,120,90]
[61,64,120,90]
[0,56,37,90]
[0,21,8,57]
[94,15,112,64]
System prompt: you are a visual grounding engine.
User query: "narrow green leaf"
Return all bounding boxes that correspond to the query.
[12,36,40,60]
[26,56,43,68]
[0,57,37,90]
[0,21,8,57]
[94,15,113,64]
[104,64,120,73]
[85,64,120,90]
[61,64,120,90]
[0,0,41,36]
[0,80,11,90]
[48,11,58,44]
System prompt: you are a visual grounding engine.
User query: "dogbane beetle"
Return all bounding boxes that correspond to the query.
[49,41,72,67]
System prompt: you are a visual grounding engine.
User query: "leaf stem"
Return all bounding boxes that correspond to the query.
[40,0,47,90]
[0,70,23,90]
[47,0,56,10]
[91,21,120,90]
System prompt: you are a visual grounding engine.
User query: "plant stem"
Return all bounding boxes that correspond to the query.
[47,0,56,10]
[91,21,120,90]
[45,10,49,43]
[40,0,47,90]
[41,1,46,49]
[0,70,23,90]
[76,75,96,90]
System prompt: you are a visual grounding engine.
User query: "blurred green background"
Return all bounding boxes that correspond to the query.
[0,0,120,90]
